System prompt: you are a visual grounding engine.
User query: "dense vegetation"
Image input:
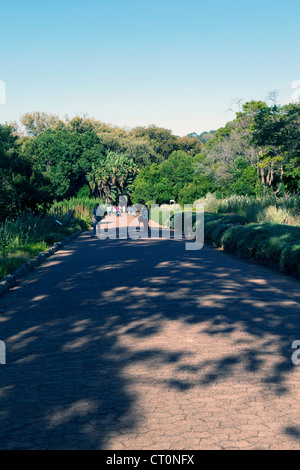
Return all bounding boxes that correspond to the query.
[133,101,300,205]
[2,100,300,216]
[0,211,87,278]
[0,112,204,219]
[150,195,300,276]
[203,212,300,277]
[1,99,300,277]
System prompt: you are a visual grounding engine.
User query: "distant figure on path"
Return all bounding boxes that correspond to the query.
[141,205,149,233]
[92,203,101,237]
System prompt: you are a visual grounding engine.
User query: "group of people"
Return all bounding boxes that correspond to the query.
[91,203,149,237]
[106,205,126,216]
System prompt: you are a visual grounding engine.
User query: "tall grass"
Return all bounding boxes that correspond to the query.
[193,193,300,225]
[50,197,100,224]
[0,209,88,279]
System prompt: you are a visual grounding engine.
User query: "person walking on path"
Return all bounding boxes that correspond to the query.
[91,203,101,237]
[141,204,149,233]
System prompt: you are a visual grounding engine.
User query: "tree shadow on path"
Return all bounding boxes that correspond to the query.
[0,229,299,449]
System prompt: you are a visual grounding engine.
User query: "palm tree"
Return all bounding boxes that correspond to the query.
[87,152,138,203]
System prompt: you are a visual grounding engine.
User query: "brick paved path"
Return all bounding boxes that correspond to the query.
[0,214,300,449]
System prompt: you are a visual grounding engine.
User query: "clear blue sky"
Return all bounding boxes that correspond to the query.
[0,0,299,135]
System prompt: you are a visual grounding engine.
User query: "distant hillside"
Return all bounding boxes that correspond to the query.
[187,130,216,144]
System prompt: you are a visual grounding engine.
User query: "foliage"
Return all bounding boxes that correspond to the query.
[23,128,105,199]
[187,130,217,143]
[87,152,138,203]
[131,150,195,204]
[0,124,52,220]
[178,173,218,204]
[76,185,92,198]
[50,197,99,225]
[0,211,87,278]
[193,193,300,225]
[197,212,300,276]
[19,111,61,137]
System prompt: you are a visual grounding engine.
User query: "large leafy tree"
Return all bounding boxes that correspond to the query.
[252,102,300,191]
[131,150,195,204]
[24,128,105,199]
[0,124,52,220]
[96,127,157,167]
[19,111,62,137]
[130,125,179,160]
[178,173,218,204]
[196,101,268,190]
[176,136,203,155]
[227,157,260,196]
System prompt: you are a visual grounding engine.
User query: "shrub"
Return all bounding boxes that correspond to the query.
[0,208,87,279]
[204,213,247,246]
[219,220,300,275]
[76,185,92,198]
[280,244,300,276]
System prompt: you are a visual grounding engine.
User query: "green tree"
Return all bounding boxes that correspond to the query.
[251,102,300,191]
[24,128,105,199]
[131,150,195,204]
[130,125,178,159]
[87,152,138,203]
[0,124,52,219]
[20,111,61,137]
[187,130,216,143]
[178,173,218,204]
[227,157,260,195]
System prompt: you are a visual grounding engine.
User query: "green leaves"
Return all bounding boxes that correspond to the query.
[87,152,138,203]
[0,124,52,220]
[131,150,195,205]
[24,128,104,200]
[251,102,300,191]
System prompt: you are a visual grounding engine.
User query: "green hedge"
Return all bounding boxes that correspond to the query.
[203,213,248,247]
[203,213,300,277]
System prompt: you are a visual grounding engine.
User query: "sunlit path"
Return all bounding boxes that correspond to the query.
[0,216,300,450]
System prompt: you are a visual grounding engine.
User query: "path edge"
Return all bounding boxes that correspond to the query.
[0,230,84,297]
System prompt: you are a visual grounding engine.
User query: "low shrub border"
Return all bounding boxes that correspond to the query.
[203,213,300,278]
[0,230,83,297]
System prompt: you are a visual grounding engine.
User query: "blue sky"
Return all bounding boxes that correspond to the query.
[0,0,299,135]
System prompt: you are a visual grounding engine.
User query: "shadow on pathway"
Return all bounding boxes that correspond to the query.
[0,228,299,449]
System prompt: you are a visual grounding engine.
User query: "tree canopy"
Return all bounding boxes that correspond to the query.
[1,100,300,221]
